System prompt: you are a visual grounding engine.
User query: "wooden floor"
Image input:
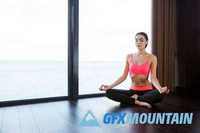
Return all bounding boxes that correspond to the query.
[0,94,200,133]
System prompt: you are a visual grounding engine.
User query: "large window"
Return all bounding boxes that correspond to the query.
[0,0,68,101]
[79,0,152,94]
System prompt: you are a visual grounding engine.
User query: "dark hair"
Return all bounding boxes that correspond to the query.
[135,32,148,48]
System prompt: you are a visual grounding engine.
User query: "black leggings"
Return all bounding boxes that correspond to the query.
[105,89,164,105]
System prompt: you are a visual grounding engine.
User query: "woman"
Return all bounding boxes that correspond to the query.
[99,32,169,108]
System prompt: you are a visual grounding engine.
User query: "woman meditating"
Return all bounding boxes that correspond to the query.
[99,32,169,108]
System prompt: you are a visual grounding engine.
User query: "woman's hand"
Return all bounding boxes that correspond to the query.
[160,86,170,94]
[99,84,112,91]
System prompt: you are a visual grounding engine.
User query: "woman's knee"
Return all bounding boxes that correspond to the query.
[149,94,164,104]
[156,94,164,102]
[105,89,113,98]
[137,91,164,104]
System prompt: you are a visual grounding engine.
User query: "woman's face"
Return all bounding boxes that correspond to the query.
[135,34,147,50]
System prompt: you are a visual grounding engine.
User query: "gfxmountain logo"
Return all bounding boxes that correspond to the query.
[80,110,100,127]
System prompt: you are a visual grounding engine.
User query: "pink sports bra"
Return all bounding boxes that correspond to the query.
[129,61,150,77]
[128,54,153,91]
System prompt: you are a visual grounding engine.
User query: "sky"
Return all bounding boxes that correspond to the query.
[0,0,151,62]
[0,0,67,61]
[79,0,152,61]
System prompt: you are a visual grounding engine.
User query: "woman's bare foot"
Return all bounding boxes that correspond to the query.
[131,94,152,108]
[135,100,152,108]
[131,94,138,99]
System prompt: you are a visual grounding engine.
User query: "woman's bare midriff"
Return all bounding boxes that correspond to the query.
[131,74,152,86]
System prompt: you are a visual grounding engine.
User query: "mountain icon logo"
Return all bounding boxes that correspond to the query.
[80,110,100,127]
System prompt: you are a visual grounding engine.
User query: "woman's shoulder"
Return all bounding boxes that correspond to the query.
[150,53,157,59]
[127,53,136,57]
[147,53,157,62]
[126,53,134,59]
[126,53,135,63]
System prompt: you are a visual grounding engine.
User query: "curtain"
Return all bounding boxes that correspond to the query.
[152,0,177,91]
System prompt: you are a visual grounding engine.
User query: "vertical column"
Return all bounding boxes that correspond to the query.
[68,0,79,100]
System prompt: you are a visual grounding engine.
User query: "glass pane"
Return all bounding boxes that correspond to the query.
[79,0,152,94]
[0,0,68,101]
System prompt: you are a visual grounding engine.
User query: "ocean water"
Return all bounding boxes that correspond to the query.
[79,61,131,94]
[0,61,131,101]
[0,61,67,101]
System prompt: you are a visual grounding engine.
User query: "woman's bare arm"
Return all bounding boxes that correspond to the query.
[150,55,163,92]
[109,54,130,88]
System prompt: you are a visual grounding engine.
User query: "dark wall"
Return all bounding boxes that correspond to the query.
[176,0,200,95]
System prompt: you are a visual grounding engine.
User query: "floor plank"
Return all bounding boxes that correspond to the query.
[18,105,40,133]
[31,102,74,133]
[1,106,21,133]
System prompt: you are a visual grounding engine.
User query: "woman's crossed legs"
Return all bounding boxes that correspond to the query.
[105,89,164,108]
